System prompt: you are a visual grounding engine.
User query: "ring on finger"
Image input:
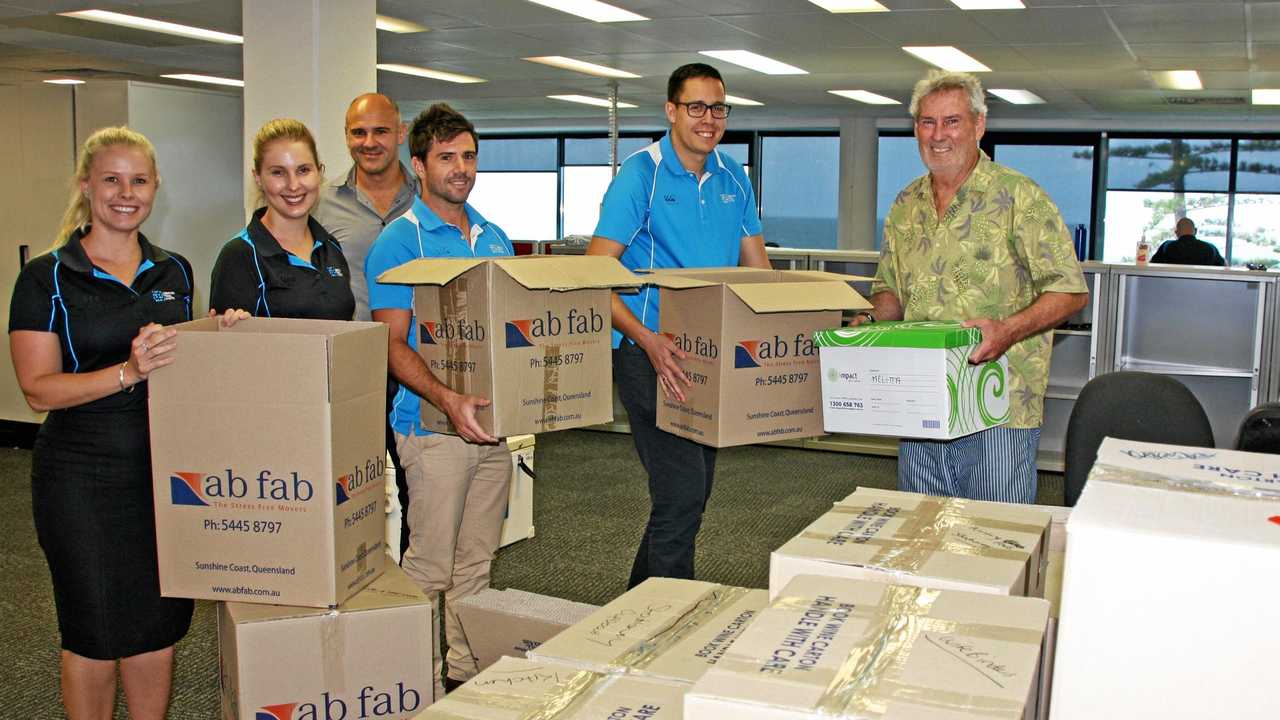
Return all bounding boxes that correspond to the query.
[143,342,150,353]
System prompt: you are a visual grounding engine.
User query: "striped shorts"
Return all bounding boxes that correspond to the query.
[897,427,1041,503]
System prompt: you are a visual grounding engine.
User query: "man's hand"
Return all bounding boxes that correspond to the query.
[440,390,498,444]
[963,317,1017,364]
[638,330,693,402]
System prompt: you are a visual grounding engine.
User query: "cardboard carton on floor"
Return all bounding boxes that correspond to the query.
[413,657,686,720]
[1024,504,1070,720]
[814,320,1011,439]
[376,256,640,438]
[770,487,1051,599]
[528,577,768,685]
[219,564,437,720]
[1052,439,1280,720]
[685,574,1049,720]
[149,317,388,607]
[455,588,599,671]
[645,267,871,448]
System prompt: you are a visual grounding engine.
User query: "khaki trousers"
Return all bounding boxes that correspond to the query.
[395,431,510,686]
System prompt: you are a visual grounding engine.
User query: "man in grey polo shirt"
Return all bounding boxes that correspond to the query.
[316,92,420,555]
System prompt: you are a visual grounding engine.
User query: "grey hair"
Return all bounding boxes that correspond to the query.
[908,70,987,120]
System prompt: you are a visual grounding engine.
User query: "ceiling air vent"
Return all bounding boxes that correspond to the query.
[1165,96,1247,106]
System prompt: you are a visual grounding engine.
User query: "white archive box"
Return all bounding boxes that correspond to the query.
[500,434,535,548]
[1052,438,1280,720]
[685,574,1049,720]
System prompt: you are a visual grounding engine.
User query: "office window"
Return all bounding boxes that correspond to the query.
[759,135,838,249]
[1236,139,1280,193]
[478,138,557,171]
[562,137,656,237]
[994,143,1094,241]
[564,137,654,165]
[1102,190,1227,264]
[1229,194,1280,268]
[1106,138,1230,192]
[472,138,558,240]
[876,135,921,248]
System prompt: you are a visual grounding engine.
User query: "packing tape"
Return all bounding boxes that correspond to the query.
[438,665,604,719]
[729,587,1040,718]
[319,609,347,694]
[542,343,561,431]
[440,280,473,433]
[1091,462,1280,502]
[609,585,755,672]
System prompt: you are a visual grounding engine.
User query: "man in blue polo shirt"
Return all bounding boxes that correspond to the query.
[586,63,770,588]
[365,103,513,694]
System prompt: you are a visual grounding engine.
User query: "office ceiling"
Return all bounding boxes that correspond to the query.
[1,0,1278,128]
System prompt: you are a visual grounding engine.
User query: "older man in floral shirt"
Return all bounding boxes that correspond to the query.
[864,70,1089,503]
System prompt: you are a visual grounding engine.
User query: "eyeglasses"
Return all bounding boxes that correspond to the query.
[674,101,732,119]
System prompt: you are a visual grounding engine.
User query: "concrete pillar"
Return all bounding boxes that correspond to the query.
[242,0,377,216]
[837,117,880,251]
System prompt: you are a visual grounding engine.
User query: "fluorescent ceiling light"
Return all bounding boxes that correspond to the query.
[526,0,647,22]
[807,0,889,11]
[59,9,242,44]
[525,56,639,79]
[43,78,85,85]
[376,63,486,84]
[950,0,1025,8]
[548,94,638,108]
[725,94,764,106]
[376,14,429,33]
[1155,70,1202,90]
[1252,89,1280,105]
[828,89,899,105]
[989,88,1045,104]
[699,50,807,75]
[161,73,244,87]
[902,46,991,72]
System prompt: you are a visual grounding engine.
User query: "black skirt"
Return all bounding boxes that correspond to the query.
[32,407,192,660]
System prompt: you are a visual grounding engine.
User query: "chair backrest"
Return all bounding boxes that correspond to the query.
[1236,402,1280,454]
[1063,371,1215,506]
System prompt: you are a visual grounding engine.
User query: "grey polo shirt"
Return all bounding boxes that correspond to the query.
[315,163,419,321]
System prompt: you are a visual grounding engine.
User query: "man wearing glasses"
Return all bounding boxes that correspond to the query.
[587,63,770,588]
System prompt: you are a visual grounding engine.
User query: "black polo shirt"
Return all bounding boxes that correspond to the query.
[8,227,194,411]
[209,207,355,320]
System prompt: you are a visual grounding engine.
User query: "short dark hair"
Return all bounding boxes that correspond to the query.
[667,63,723,103]
[408,103,477,162]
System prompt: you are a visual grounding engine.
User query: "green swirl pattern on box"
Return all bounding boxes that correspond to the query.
[813,320,981,349]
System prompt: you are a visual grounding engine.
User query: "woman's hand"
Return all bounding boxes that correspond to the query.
[124,323,178,386]
[209,308,252,328]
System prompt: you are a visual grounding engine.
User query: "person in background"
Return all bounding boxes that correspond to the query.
[365,103,513,695]
[210,118,354,320]
[862,69,1089,504]
[585,63,770,588]
[1151,217,1225,266]
[315,93,420,557]
[9,126,245,719]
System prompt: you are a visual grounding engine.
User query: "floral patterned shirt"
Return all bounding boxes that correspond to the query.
[872,151,1088,428]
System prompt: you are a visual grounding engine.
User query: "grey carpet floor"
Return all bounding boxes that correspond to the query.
[0,429,1064,717]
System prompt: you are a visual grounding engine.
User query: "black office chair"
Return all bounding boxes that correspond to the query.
[1236,402,1280,454]
[1063,371,1215,506]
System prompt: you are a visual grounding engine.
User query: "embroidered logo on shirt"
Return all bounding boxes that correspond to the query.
[721,193,737,204]
[151,290,176,303]
[664,194,678,204]
[489,243,506,254]
[327,267,344,278]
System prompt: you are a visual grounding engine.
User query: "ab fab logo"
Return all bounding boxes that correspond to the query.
[504,308,604,348]
[256,682,422,720]
[419,319,486,346]
[335,456,387,506]
[169,469,314,506]
[734,333,817,369]
[662,331,718,360]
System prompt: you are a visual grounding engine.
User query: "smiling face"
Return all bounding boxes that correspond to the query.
[345,96,405,179]
[914,87,986,182]
[81,144,157,236]
[665,75,727,168]
[254,139,322,221]
[411,132,477,211]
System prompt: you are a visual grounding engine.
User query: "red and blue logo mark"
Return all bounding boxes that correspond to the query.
[334,456,387,506]
[734,340,764,369]
[505,320,537,348]
[419,321,440,345]
[734,333,818,369]
[257,704,296,720]
[170,472,209,506]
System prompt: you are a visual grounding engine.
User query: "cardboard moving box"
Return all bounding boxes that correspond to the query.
[685,574,1049,720]
[376,255,640,438]
[455,588,599,671]
[219,564,437,720]
[414,657,686,719]
[646,267,871,448]
[528,577,768,685]
[770,487,1051,599]
[1052,438,1280,720]
[149,317,388,607]
[814,320,1011,439]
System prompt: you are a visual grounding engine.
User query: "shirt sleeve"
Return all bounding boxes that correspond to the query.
[1012,178,1089,296]
[8,259,57,334]
[738,170,763,237]
[592,159,650,246]
[870,195,905,299]
[365,222,416,311]
[209,238,266,316]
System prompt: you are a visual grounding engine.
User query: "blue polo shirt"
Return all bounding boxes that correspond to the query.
[594,132,762,347]
[365,194,514,436]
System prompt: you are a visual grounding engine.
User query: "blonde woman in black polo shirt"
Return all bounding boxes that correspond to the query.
[8,127,245,719]
[210,119,355,321]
